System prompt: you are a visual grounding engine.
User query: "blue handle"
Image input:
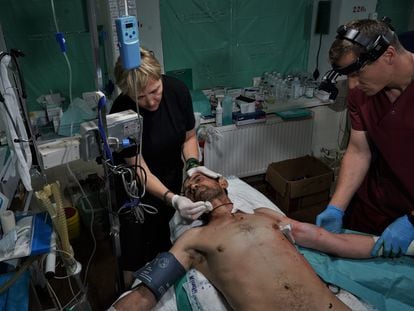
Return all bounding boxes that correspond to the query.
[55,32,66,53]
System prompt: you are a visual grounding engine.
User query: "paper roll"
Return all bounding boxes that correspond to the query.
[1,210,16,234]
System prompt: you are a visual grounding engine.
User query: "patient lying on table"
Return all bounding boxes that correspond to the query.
[113,171,414,311]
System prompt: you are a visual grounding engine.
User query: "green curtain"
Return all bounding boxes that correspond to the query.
[0,0,95,111]
[376,0,414,34]
[160,0,314,89]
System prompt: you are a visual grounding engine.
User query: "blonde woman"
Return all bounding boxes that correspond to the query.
[111,47,212,285]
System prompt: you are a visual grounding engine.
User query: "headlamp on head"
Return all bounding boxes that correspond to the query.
[332,17,395,76]
[318,69,339,100]
[332,53,372,75]
[319,17,395,100]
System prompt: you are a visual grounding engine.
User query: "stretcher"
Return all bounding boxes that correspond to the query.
[133,176,414,310]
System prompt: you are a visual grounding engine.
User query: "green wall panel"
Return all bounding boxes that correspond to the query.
[160,0,314,89]
[377,0,414,34]
[0,0,95,111]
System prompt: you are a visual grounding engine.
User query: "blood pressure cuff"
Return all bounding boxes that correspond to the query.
[134,252,187,301]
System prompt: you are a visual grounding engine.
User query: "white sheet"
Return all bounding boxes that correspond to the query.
[153,268,376,311]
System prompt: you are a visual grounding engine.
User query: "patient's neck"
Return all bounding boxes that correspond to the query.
[208,197,233,220]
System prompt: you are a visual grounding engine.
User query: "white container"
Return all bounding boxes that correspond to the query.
[292,77,301,99]
[305,86,314,98]
[215,102,223,127]
[239,102,249,114]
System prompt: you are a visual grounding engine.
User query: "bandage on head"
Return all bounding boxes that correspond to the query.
[134,252,186,301]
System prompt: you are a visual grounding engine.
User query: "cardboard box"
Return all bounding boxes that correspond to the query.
[265,155,333,219]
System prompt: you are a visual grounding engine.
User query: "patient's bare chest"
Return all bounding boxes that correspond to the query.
[203,214,282,254]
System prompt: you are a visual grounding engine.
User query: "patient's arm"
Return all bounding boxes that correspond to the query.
[113,231,197,310]
[290,219,374,258]
[113,286,157,311]
[257,208,374,258]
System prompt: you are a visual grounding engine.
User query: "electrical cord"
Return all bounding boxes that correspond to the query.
[46,279,64,310]
[97,95,114,163]
[120,165,146,199]
[106,70,158,224]
[65,161,97,286]
[105,160,157,223]
[0,50,38,174]
[313,32,323,80]
[0,54,29,148]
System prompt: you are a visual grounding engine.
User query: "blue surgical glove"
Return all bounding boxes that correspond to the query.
[371,215,414,257]
[315,204,344,233]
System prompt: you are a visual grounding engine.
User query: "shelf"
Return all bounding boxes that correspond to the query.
[263,96,330,114]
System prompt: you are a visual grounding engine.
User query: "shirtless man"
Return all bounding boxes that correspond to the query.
[113,171,396,310]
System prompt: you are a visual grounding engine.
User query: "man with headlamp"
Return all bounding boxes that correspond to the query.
[316,18,414,258]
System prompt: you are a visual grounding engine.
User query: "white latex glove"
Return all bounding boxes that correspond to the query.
[172,195,213,220]
[187,166,221,179]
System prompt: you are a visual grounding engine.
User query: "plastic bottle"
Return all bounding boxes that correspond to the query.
[215,101,223,127]
[292,77,301,99]
[279,79,288,104]
[222,95,233,125]
[209,94,218,113]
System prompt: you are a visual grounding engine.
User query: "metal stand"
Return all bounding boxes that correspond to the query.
[98,103,125,295]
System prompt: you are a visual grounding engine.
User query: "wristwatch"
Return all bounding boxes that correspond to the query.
[407,210,414,226]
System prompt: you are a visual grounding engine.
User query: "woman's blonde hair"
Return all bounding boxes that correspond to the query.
[114,47,162,99]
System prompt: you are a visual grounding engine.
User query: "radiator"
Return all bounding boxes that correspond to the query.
[204,116,313,177]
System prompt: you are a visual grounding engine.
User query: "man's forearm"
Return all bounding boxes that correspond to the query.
[288,217,374,258]
[113,285,157,311]
[330,147,370,209]
[182,129,199,162]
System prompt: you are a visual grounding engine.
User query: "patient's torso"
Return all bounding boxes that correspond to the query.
[190,210,348,310]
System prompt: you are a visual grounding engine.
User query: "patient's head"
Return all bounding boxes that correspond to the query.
[183,172,228,203]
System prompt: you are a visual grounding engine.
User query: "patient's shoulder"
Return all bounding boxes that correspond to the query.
[175,226,204,245]
[255,207,281,215]
[255,208,285,221]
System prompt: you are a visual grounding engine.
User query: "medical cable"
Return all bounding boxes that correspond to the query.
[109,70,158,223]
[45,279,64,310]
[212,202,233,211]
[50,1,92,285]
[110,163,157,223]
[0,71,29,153]
[50,0,74,118]
[0,53,33,156]
[132,72,146,197]
[105,159,147,199]
[97,95,114,163]
[117,200,157,224]
[123,0,129,16]
[65,161,97,286]
[313,32,323,80]
[61,288,84,310]
[120,164,146,198]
